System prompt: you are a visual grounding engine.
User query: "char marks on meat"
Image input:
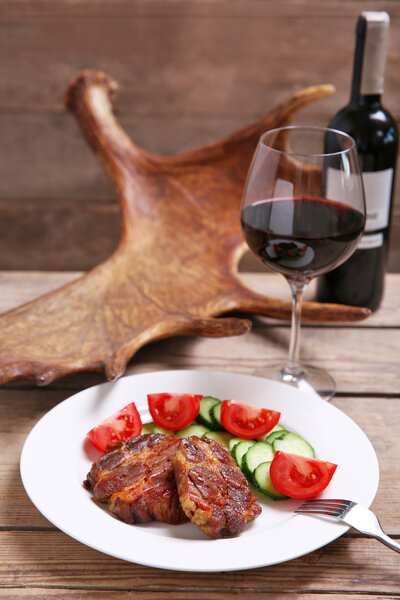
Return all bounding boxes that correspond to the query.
[84,433,188,525]
[172,435,262,539]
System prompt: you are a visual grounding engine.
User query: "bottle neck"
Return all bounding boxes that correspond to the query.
[351,93,382,108]
[350,13,389,105]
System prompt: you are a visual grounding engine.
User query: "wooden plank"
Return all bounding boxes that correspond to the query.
[0,274,398,391]
[1,271,400,326]
[0,531,399,593]
[0,18,345,118]
[0,199,120,271]
[0,274,398,394]
[1,10,398,173]
[0,273,398,392]
[1,0,398,112]
[0,271,84,312]
[126,326,400,394]
[237,272,400,328]
[0,115,263,200]
[0,197,399,270]
[2,0,400,19]
[1,0,399,270]
[1,1,398,138]
[0,594,392,600]
[0,196,399,270]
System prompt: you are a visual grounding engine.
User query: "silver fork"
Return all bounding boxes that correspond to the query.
[295,498,400,553]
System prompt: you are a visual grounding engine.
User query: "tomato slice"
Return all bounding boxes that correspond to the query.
[269,451,337,499]
[147,393,202,431]
[220,399,280,439]
[86,402,142,452]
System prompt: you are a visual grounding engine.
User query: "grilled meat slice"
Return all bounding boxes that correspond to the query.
[84,433,188,525]
[172,435,262,538]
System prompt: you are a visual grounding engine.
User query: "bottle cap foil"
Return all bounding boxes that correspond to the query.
[360,11,390,95]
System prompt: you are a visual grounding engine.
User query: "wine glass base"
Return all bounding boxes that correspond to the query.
[253,363,335,402]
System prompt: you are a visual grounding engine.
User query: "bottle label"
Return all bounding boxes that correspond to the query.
[357,231,384,250]
[362,168,393,231]
[326,167,393,232]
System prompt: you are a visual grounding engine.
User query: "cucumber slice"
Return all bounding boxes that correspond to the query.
[228,437,245,452]
[209,401,224,431]
[233,440,256,468]
[203,431,233,446]
[258,423,285,442]
[253,461,288,500]
[196,396,220,429]
[273,432,315,458]
[175,423,210,438]
[141,422,155,434]
[242,442,274,480]
[153,425,173,435]
[265,429,288,444]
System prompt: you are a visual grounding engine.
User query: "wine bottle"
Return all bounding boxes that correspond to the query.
[317,11,398,311]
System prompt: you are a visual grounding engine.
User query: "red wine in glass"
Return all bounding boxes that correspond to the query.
[241,196,365,278]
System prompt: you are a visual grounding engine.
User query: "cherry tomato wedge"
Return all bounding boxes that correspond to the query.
[147,393,202,431]
[220,399,280,439]
[270,451,337,499]
[86,402,142,452]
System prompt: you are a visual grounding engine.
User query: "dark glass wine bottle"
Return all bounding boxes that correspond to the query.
[317,11,398,311]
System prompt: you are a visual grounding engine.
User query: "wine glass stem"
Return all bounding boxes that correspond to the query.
[282,277,310,379]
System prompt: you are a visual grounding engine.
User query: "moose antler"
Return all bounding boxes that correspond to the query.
[0,71,369,386]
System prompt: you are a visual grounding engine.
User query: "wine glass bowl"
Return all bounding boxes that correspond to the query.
[240,126,366,400]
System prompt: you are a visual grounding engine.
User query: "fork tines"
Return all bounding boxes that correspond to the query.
[295,498,353,516]
[298,499,353,507]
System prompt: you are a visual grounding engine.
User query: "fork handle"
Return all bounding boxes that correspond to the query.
[372,531,400,553]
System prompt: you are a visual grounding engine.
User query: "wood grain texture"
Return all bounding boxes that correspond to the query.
[1,532,399,593]
[0,595,393,600]
[0,271,399,598]
[0,273,398,393]
[0,0,399,271]
[0,270,399,326]
[119,327,400,394]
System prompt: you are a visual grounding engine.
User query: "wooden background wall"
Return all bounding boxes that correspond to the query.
[1,0,399,271]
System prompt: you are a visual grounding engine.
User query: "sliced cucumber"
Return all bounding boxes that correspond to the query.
[196,396,220,429]
[203,431,233,446]
[233,440,256,468]
[258,423,286,442]
[209,401,224,431]
[253,461,288,500]
[153,425,173,435]
[265,428,288,444]
[273,432,315,458]
[175,423,210,438]
[228,437,246,453]
[242,442,274,480]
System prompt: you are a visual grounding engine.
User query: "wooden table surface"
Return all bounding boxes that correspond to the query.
[1,270,399,599]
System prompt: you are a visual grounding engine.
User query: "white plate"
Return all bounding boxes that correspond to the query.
[20,369,379,572]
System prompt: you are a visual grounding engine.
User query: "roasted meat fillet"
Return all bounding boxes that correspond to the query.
[172,435,262,538]
[84,433,188,525]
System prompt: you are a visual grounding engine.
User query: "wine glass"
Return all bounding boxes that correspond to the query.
[240,126,366,401]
